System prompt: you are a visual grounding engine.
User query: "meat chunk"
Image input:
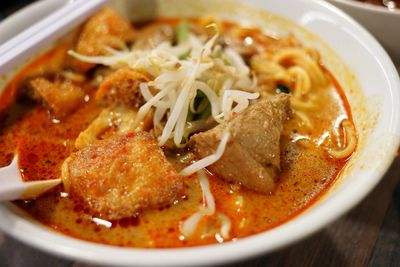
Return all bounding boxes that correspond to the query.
[62,132,184,220]
[190,94,291,194]
[29,78,84,118]
[70,8,136,73]
[95,68,150,108]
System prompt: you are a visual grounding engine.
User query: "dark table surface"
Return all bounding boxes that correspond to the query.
[0,1,399,267]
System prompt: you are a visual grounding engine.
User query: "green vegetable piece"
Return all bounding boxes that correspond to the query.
[179,49,192,60]
[187,110,194,122]
[223,58,232,66]
[177,20,190,44]
[276,84,291,94]
[198,104,211,120]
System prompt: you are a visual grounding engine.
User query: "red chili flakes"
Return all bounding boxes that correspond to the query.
[119,215,140,228]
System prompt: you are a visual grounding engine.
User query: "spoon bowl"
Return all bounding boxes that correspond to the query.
[0,156,61,201]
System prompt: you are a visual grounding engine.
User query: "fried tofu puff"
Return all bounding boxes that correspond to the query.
[70,8,136,73]
[62,132,184,220]
[29,78,84,118]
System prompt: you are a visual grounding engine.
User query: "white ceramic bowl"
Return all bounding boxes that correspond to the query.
[0,0,399,266]
[327,0,400,64]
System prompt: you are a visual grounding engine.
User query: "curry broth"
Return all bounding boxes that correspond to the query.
[0,19,352,247]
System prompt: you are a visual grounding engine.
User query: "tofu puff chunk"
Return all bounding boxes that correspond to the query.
[29,78,85,118]
[62,132,184,220]
[74,69,151,149]
[70,7,136,73]
[133,24,174,50]
[95,68,150,108]
[190,94,291,194]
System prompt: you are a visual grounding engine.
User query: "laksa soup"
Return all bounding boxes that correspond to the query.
[0,7,357,248]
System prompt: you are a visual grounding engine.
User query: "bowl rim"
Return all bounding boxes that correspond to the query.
[328,0,400,14]
[0,0,400,266]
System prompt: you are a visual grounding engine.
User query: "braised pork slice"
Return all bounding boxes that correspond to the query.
[95,68,150,108]
[190,94,291,194]
[70,7,136,73]
[29,78,84,118]
[62,132,184,220]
